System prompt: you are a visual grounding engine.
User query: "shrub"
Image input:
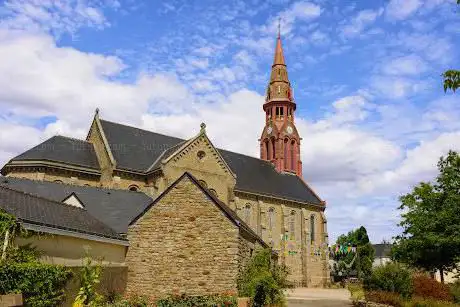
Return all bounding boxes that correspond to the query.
[364,290,405,307]
[0,262,72,307]
[364,263,413,298]
[450,279,460,303]
[156,294,237,307]
[412,274,452,302]
[404,297,460,307]
[238,249,289,306]
[73,257,103,306]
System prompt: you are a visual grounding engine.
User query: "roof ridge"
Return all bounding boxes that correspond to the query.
[100,119,185,141]
[52,135,91,143]
[100,118,275,165]
[0,184,88,213]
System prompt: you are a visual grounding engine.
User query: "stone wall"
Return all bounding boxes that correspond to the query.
[162,134,236,204]
[234,192,328,287]
[125,176,241,298]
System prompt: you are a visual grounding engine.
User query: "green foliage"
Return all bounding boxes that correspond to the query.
[443,70,460,93]
[0,210,72,306]
[450,280,460,303]
[348,283,365,301]
[6,244,42,263]
[333,226,375,279]
[156,294,237,307]
[364,263,413,298]
[74,256,103,306]
[0,261,72,306]
[238,248,289,306]
[393,151,460,279]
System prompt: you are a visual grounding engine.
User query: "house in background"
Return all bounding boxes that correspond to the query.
[372,243,392,267]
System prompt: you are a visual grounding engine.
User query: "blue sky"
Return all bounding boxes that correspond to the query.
[0,0,459,243]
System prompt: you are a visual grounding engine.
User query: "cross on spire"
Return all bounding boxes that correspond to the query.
[277,17,281,38]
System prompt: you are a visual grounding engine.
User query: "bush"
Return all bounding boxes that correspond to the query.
[450,280,460,303]
[404,297,460,307]
[238,249,289,306]
[365,290,405,307]
[0,262,72,306]
[156,294,237,307]
[364,263,413,298]
[412,274,452,302]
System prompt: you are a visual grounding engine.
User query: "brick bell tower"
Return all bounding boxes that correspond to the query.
[260,31,302,177]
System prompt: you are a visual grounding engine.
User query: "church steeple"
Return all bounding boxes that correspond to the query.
[259,33,303,177]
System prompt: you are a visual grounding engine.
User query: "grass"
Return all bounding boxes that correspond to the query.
[348,283,365,301]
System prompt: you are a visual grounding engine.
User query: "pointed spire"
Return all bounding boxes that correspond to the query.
[273,19,285,66]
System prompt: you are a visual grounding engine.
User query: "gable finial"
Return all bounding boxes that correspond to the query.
[200,122,206,133]
[95,108,100,117]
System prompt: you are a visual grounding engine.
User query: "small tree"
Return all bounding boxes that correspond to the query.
[238,249,289,306]
[73,256,103,307]
[334,226,375,279]
[393,151,460,283]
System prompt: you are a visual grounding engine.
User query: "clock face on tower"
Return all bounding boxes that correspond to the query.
[286,126,293,134]
[267,126,273,135]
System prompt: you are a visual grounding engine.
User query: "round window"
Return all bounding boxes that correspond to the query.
[197,150,206,160]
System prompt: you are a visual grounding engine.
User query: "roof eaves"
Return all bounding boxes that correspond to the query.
[21,222,129,246]
[4,159,101,174]
[234,188,324,208]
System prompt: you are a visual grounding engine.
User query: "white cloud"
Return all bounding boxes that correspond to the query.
[341,8,384,38]
[381,55,429,76]
[0,0,112,36]
[262,1,321,36]
[370,76,428,99]
[386,0,422,20]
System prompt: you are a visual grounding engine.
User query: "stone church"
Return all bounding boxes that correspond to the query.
[0,34,329,294]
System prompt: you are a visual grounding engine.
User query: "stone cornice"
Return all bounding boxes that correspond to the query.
[2,160,101,176]
[234,189,325,210]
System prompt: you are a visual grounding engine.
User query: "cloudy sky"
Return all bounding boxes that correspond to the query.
[0,0,459,243]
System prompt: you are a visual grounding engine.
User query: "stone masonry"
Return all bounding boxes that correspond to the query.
[125,175,260,298]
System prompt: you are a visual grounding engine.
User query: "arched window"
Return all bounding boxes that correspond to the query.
[244,204,251,223]
[284,138,288,169]
[268,208,275,230]
[271,138,276,160]
[310,214,316,243]
[129,185,139,192]
[290,211,295,240]
[291,140,296,171]
[265,139,270,160]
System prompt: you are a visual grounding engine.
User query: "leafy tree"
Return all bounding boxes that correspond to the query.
[442,2,459,93]
[333,226,375,279]
[443,70,459,93]
[392,151,460,283]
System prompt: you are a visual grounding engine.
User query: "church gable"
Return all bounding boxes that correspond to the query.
[160,125,236,203]
[126,173,241,296]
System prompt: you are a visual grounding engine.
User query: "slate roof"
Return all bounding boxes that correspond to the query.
[100,120,183,172]
[131,172,268,248]
[7,136,100,170]
[0,185,124,241]
[100,120,323,205]
[0,177,153,234]
[373,244,392,258]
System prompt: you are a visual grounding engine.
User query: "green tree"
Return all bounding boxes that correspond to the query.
[442,2,459,93]
[333,226,375,279]
[392,151,460,283]
[443,70,459,93]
